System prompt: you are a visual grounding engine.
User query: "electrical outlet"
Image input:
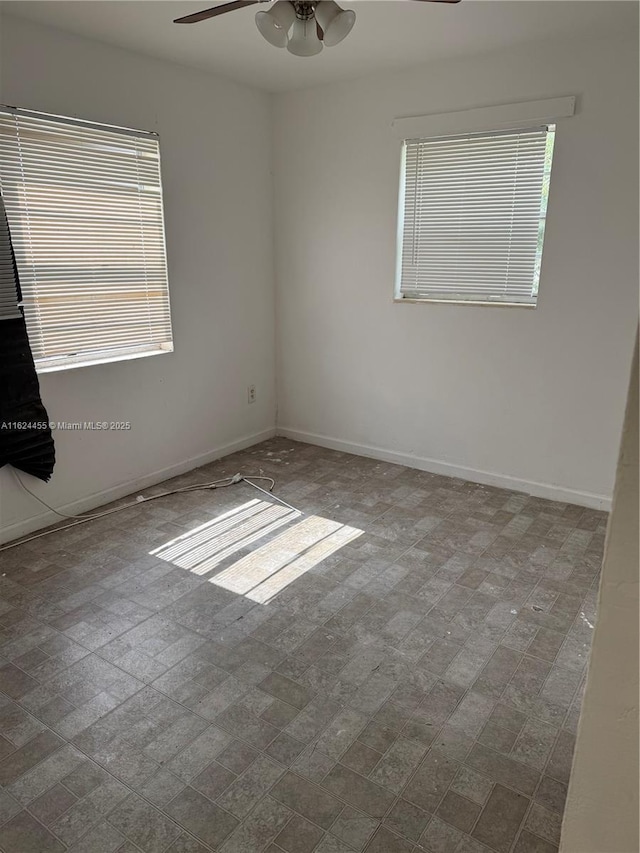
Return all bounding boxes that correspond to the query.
[248,385,256,404]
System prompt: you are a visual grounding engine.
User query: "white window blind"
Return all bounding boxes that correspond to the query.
[395,125,556,306]
[0,107,173,371]
[0,192,22,320]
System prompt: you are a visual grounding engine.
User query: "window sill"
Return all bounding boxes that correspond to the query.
[35,343,173,374]
[393,297,537,309]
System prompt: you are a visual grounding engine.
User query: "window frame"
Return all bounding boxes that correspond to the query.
[0,106,173,373]
[391,97,575,309]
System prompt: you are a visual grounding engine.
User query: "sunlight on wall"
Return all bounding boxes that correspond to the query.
[151,498,362,605]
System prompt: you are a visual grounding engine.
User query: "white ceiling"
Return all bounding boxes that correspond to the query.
[2,0,636,92]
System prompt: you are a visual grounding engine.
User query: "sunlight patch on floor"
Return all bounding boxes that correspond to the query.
[213,514,363,603]
[151,499,362,604]
[150,498,301,574]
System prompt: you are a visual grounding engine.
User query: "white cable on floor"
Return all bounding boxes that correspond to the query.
[0,470,285,553]
[241,475,299,513]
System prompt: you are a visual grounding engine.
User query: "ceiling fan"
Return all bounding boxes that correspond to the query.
[174,0,461,57]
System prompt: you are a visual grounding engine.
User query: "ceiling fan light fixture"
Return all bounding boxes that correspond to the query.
[314,0,355,47]
[286,16,323,56]
[255,1,296,48]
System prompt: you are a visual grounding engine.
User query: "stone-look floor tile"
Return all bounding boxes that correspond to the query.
[8,744,86,805]
[372,700,411,733]
[473,646,522,700]
[219,796,291,853]
[403,748,459,813]
[138,769,186,807]
[418,681,466,729]
[436,790,481,833]
[0,664,40,701]
[85,737,160,790]
[455,838,495,853]
[487,703,527,735]
[275,813,325,853]
[259,672,314,710]
[142,713,209,764]
[358,721,397,753]
[49,777,129,846]
[0,729,64,786]
[534,776,567,814]
[61,761,111,797]
[66,819,125,853]
[167,833,220,853]
[220,797,292,853]
[420,816,463,853]
[286,699,340,743]
[215,703,280,751]
[261,699,300,730]
[478,721,518,753]
[0,439,601,853]
[502,621,539,653]
[384,798,430,842]
[216,738,259,774]
[215,754,283,818]
[315,708,368,760]
[402,715,439,748]
[369,736,426,794]
[450,766,493,805]
[465,743,540,796]
[191,760,236,800]
[511,719,558,770]
[167,725,231,782]
[332,806,378,850]
[341,740,382,775]
[108,794,181,853]
[292,746,335,783]
[0,733,16,761]
[27,782,77,825]
[0,810,66,853]
[527,628,565,663]
[266,731,308,766]
[512,829,558,853]
[545,730,575,785]
[0,789,22,824]
[315,835,356,853]
[432,725,474,762]
[448,692,496,739]
[525,803,562,845]
[270,771,344,829]
[323,763,396,818]
[420,639,462,675]
[164,787,238,849]
[471,784,529,852]
[365,825,414,852]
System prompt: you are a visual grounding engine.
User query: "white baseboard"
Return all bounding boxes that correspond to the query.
[277,427,612,512]
[1,428,277,545]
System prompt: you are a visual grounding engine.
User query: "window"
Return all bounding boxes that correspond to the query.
[0,107,173,371]
[395,125,556,307]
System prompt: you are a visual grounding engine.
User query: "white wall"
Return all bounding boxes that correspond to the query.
[0,15,277,542]
[273,32,639,509]
[561,334,638,852]
[1,18,637,545]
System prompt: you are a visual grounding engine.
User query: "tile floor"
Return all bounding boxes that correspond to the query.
[0,438,606,853]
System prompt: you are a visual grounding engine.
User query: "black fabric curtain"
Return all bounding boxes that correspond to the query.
[0,191,55,481]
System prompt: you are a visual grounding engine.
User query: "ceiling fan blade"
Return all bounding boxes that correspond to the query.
[174,1,266,24]
[316,19,324,40]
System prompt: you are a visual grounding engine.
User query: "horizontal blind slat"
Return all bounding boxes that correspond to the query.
[0,106,172,365]
[397,124,555,304]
